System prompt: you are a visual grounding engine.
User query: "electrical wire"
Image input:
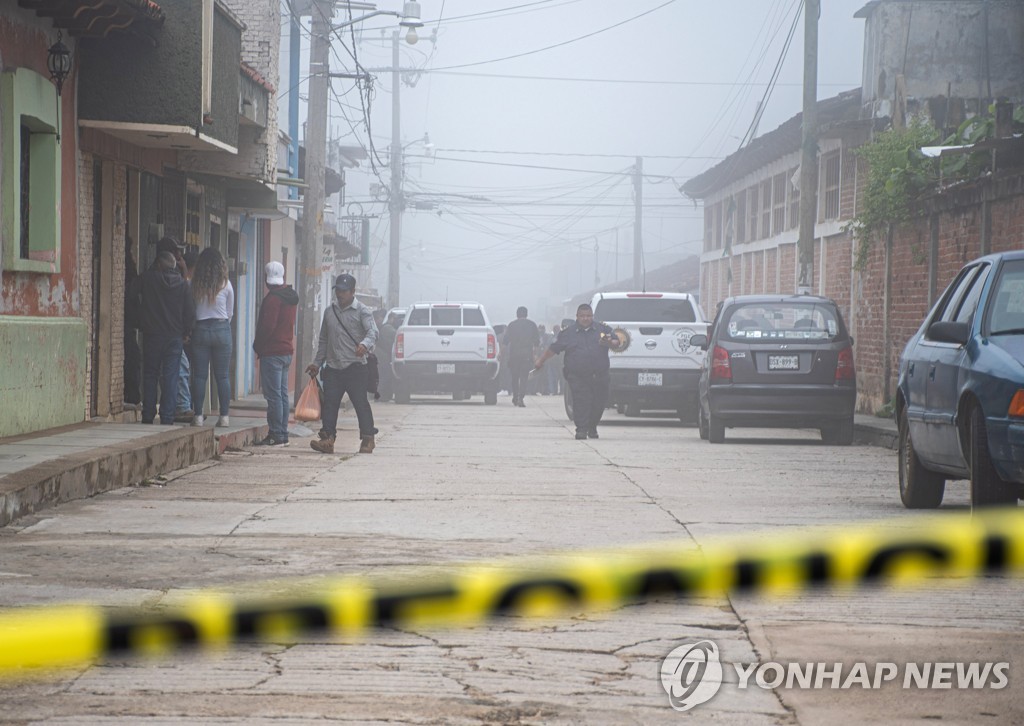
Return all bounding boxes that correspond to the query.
[426,0,677,72]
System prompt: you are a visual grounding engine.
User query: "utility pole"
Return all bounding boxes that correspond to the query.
[296,0,332,375]
[797,0,819,295]
[633,156,643,288]
[387,30,403,309]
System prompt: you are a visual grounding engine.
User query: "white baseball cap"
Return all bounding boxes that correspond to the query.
[265,261,285,285]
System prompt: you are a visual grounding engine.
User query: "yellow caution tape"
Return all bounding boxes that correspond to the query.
[0,509,1021,676]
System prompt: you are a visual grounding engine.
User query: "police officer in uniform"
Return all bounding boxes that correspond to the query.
[534,303,622,439]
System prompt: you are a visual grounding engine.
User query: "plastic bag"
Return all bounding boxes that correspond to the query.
[295,376,322,422]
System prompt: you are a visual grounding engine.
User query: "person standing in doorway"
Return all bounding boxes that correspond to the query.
[131,248,194,424]
[253,261,298,446]
[190,248,235,427]
[534,303,622,439]
[503,306,539,407]
[305,274,379,454]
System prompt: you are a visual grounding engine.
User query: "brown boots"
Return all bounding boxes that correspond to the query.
[309,435,374,454]
[310,436,335,454]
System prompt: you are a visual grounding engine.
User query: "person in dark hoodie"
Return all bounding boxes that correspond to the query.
[131,243,195,425]
[253,261,299,446]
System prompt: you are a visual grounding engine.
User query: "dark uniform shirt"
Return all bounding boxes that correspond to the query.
[548,321,615,375]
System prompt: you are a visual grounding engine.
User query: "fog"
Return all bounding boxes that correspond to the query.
[296,0,868,326]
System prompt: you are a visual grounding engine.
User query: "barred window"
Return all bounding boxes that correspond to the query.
[788,167,800,230]
[772,172,787,235]
[736,191,746,243]
[747,186,759,241]
[821,151,841,221]
[760,179,772,239]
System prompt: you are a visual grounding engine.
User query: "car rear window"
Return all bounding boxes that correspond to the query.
[988,259,1024,334]
[722,302,842,342]
[593,298,697,323]
[405,307,486,326]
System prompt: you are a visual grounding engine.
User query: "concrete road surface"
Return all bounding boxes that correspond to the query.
[0,395,1020,724]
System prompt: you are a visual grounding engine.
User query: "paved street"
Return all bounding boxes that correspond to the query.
[0,395,1021,724]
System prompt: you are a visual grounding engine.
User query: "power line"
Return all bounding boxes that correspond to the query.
[426,0,677,72]
[432,148,722,160]
[424,69,854,88]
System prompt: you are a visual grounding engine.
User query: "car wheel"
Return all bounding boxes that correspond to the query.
[820,418,854,446]
[616,403,626,415]
[394,384,411,405]
[969,406,1018,508]
[563,386,574,421]
[708,409,725,444]
[698,404,709,440]
[897,408,944,509]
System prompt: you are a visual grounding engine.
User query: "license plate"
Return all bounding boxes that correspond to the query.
[638,372,663,386]
[768,355,799,371]
[436,363,456,374]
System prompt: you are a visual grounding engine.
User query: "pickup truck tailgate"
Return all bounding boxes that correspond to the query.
[399,327,491,362]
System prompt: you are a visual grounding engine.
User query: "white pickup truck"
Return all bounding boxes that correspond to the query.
[591,291,709,421]
[391,302,500,404]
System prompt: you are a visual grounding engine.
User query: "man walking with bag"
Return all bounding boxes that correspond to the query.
[253,261,298,446]
[305,274,379,454]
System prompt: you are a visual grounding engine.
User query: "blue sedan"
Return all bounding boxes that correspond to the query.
[897,251,1024,508]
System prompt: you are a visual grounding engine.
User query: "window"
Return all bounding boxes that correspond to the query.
[723,302,843,343]
[431,307,461,326]
[185,193,202,247]
[821,151,841,220]
[931,266,981,329]
[788,167,800,230]
[772,172,787,235]
[463,308,486,326]
[988,260,1024,334]
[704,205,713,252]
[760,179,772,239]
[747,186,759,241]
[593,298,697,323]
[713,202,723,250]
[2,69,61,272]
[736,191,746,243]
[952,264,990,324]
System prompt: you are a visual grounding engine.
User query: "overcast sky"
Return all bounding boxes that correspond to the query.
[284,0,869,324]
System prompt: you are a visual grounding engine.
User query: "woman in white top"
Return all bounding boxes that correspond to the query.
[190,248,234,427]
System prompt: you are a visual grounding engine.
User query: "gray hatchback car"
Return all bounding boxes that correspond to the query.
[690,295,857,444]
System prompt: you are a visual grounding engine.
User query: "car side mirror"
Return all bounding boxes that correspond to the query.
[689,333,709,350]
[928,320,970,346]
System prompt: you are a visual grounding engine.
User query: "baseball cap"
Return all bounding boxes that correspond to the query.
[333,273,356,291]
[156,236,184,256]
[265,261,285,285]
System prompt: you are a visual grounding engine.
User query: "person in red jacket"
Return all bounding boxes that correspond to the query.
[253,261,299,446]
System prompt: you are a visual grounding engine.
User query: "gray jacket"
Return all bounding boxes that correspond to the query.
[312,299,379,370]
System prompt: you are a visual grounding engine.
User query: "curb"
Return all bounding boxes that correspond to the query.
[0,427,216,528]
[215,423,269,454]
[853,421,898,450]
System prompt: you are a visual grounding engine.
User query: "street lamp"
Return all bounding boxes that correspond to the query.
[400,1,424,44]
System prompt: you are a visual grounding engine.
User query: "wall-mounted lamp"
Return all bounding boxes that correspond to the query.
[47,31,72,96]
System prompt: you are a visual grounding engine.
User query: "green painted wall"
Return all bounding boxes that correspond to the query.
[0,316,87,437]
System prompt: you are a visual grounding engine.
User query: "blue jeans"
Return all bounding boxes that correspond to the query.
[191,320,233,416]
[260,354,292,440]
[142,334,183,424]
[176,351,192,413]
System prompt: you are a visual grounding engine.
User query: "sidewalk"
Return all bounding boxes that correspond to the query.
[0,402,271,529]
[0,400,896,529]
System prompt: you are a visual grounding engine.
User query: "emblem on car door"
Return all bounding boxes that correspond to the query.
[645,339,657,350]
